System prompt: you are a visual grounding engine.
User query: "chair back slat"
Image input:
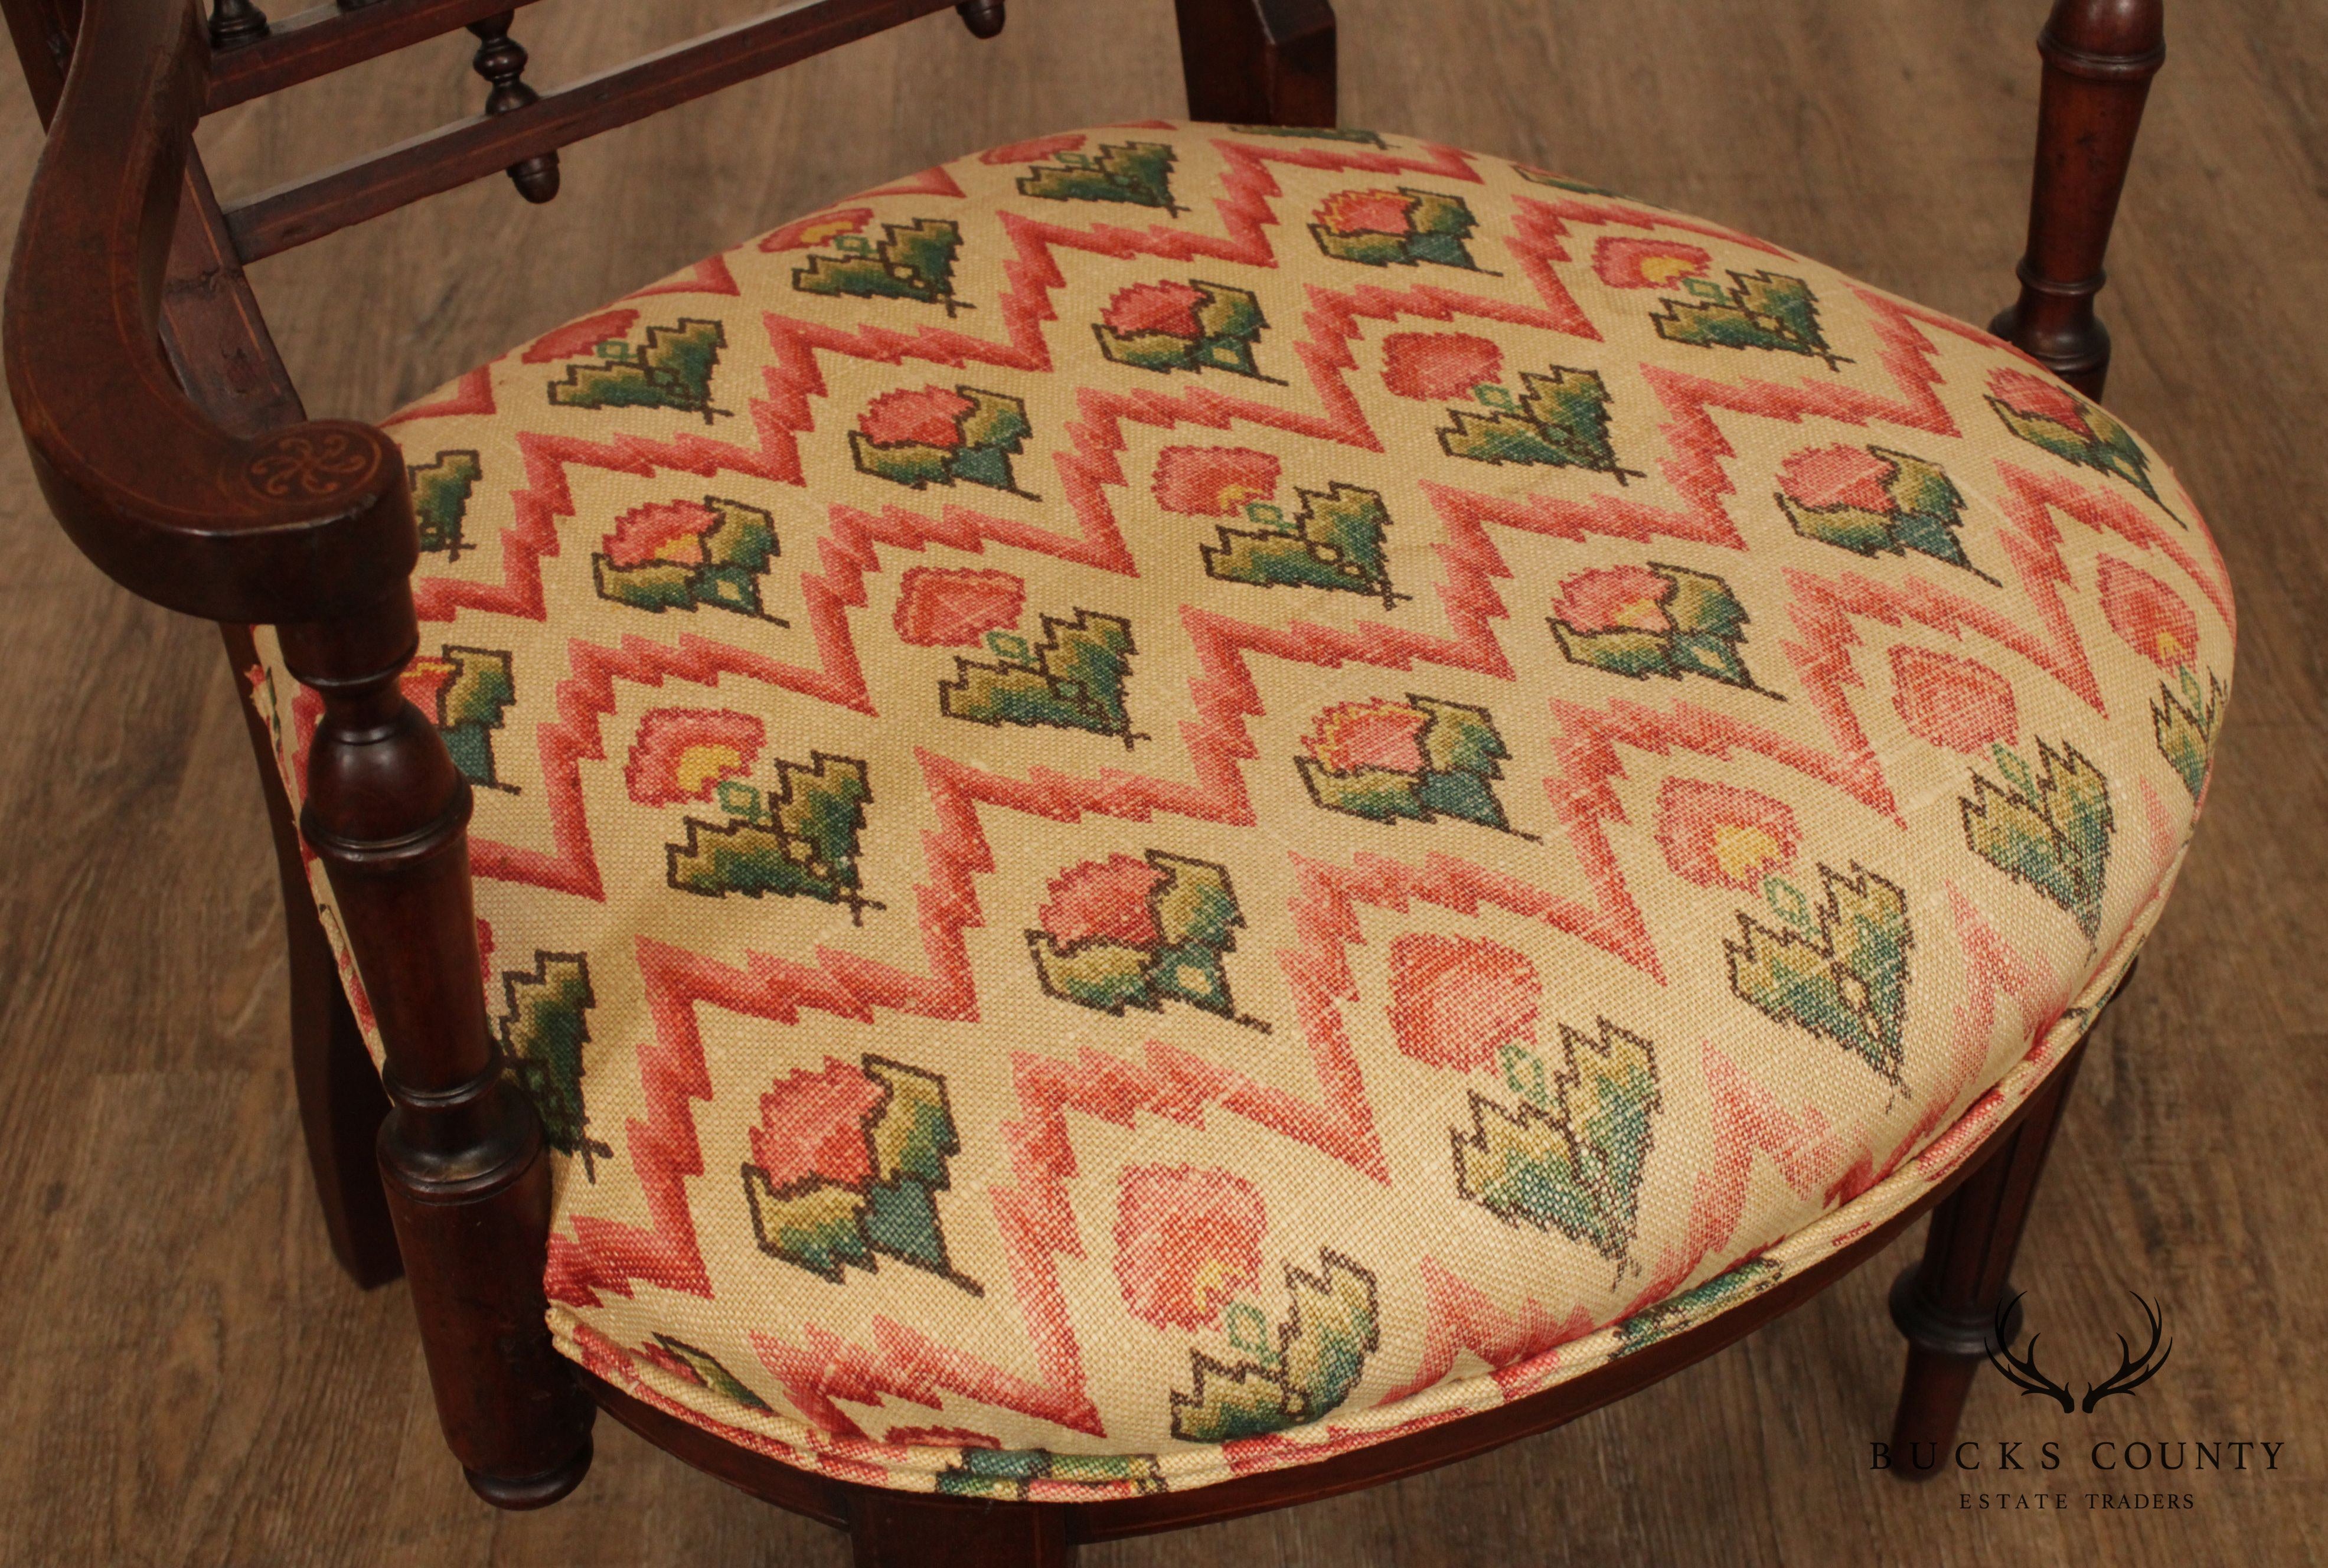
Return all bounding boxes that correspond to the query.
[221,0,964,261]
[205,0,549,112]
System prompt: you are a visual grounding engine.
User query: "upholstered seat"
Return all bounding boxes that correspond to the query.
[248,123,2229,1500]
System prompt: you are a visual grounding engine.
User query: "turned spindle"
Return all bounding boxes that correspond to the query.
[1990,0,2165,399]
[468,11,561,204]
[957,0,1006,38]
[278,582,593,1508]
[208,0,267,47]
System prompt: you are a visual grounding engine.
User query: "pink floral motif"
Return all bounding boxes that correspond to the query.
[748,1059,886,1192]
[523,308,639,364]
[1592,236,1713,290]
[1777,445,1898,514]
[1102,280,1207,340]
[602,499,720,569]
[399,656,455,718]
[1891,647,2019,753]
[756,208,871,253]
[1654,777,1800,891]
[1152,446,1281,516]
[1987,367,2092,437]
[1316,188,1417,236]
[625,708,766,805]
[1551,564,1675,633]
[1113,1164,1266,1330]
[2096,556,2199,669]
[1388,934,1539,1072]
[1380,332,1503,401]
[858,386,974,450]
[1302,698,1432,776]
[980,132,1085,165]
[893,567,1026,648]
[1036,855,1165,949]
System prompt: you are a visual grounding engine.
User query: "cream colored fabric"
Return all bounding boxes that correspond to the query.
[248,123,2231,1499]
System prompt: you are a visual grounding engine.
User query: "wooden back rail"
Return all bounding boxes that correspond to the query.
[0,0,2162,1550]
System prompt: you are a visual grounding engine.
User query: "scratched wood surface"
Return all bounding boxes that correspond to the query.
[0,1,2321,1563]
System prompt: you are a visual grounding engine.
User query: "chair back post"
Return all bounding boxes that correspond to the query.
[1993,0,2165,398]
[276,587,597,1508]
[4,0,592,1504]
[1173,0,1335,126]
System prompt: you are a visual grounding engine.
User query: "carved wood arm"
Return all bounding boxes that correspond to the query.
[2,0,414,625]
[6,0,594,1504]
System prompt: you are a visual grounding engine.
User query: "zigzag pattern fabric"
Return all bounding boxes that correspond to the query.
[247,123,2234,1498]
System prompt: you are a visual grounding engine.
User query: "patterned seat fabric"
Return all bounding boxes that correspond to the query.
[249,123,2232,1499]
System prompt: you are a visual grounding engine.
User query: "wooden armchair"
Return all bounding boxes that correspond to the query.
[4,1,2219,1563]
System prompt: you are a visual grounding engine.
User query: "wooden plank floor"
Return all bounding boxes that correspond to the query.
[2,1,2322,1562]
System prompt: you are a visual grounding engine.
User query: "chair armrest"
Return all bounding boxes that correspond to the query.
[3,0,414,625]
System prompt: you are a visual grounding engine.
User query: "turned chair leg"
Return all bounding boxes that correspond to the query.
[849,1492,1074,1567]
[1990,0,2165,399]
[286,899,403,1288]
[221,625,402,1288]
[1172,0,1336,129]
[282,589,595,1507]
[1886,1037,2094,1478]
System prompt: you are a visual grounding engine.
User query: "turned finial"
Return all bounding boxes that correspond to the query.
[468,11,561,204]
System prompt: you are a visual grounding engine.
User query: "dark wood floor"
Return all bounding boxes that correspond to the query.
[2,1,2322,1563]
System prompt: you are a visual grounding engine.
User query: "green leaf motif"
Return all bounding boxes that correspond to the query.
[547,317,730,422]
[1297,694,1525,834]
[1777,447,1992,579]
[792,217,969,314]
[1452,1020,1661,1259]
[1093,280,1279,382]
[593,497,783,622]
[1311,188,1483,271]
[1961,739,2115,939]
[666,752,879,919]
[941,609,1141,743]
[1169,1252,1380,1444]
[409,449,481,558]
[1017,140,1180,211]
[1726,863,1915,1082]
[1203,481,1402,606]
[2153,669,2226,802]
[404,645,515,789]
[1028,851,1262,1027]
[1650,270,1847,368]
[741,1056,980,1294]
[1615,1257,1784,1354]
[1228,125,1389,146]
[499,952,613,1178]
[1551,564,1771,694]
[1987,391,2167,512]
[850,387,1036,497]
[648,1335,771,1413]
[1437,366,1636,478]
[937,1448,1167,1501]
